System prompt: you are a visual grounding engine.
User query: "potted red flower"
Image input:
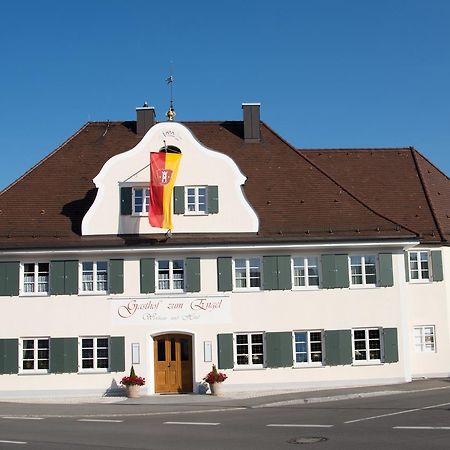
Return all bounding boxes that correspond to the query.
[121,366,145,398]
[204,364,227,396]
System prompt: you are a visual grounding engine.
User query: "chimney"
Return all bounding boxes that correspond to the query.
[242,103,261,142]
[136,102,156,136]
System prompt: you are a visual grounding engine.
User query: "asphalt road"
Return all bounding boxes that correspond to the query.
[1,384,450,449]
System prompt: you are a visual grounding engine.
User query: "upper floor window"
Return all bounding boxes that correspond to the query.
[185,186,207,215]
[234,332,265,368]
[350,255,376,286]
[133,187,150,215]
[408,251,429,281]
[352,328,381,363]
[80,337,109,371]
[157,259,184,291]
[21,338,49,373]
[414,325,435,352]
[234,257,261,289]
[23,262,49,295]
[81,261,108,294]
[293,330,323,365]
[292,256,319,288]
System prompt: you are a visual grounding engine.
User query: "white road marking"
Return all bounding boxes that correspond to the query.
[267,424,333,428]
[0,440,27,445]
[345,402,450,424]
[1,417,43,420]
[77,419,123,423]
[394,426,450,430]
[164,421,220,426]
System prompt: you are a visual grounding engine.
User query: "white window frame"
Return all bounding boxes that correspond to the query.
[349,255,377,288]
[291,256,320,289]
[19,337,50,374]
[234,332,265,369]
[414,325,436,353]
[20,262,50,296]
[185,186,208,215]
[132,187,150,216]
[408,251,430,283]
[232,257,262,291]
[156,259,185,292]
[79,336,110,372]
[352,328,382,364]
[293,330,324,366]
[79,261,109,295]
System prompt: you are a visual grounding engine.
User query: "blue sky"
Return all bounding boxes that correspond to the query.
[1,0,450,190]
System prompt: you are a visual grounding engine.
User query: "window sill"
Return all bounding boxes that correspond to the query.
[349,284,377,290]
[408,280,431,284]
[78,292,109,296]
[232,288,262,293]
[184,212,208,216]
[18,371,50,375]
[78,369,110,374]
[293,363,324,369]
[233,366,265,371]
[292,286,320,291]
[19,293,50,298]
[352,361,382,366]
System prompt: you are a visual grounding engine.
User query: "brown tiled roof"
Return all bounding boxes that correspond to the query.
[0,119,447,251]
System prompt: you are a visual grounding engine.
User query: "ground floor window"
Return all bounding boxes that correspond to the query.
[293,330,323,365]
[80,337,109,371]
[234,332,265,367]
[352,328,381,363]
[414,326,435,352]
[21,338,49,372]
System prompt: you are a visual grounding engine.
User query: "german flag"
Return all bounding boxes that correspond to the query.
[149,152,182,229]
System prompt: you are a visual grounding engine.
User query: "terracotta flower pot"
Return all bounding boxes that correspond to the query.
[126,384,141,398]
[209,382,224,396]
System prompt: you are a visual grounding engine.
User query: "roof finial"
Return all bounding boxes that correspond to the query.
[165,73,175,121]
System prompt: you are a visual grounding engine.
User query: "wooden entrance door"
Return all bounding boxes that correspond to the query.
[153,334,193,393]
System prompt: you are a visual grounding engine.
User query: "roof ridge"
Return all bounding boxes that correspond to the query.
[298,147,411,152]
[1,122,89,196]
[262,123,418,235]
[410,148,446,241]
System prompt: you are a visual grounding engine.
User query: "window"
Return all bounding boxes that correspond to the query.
[185,186,207,214]
[350,255,376,286]
[292,256,319,288]
[80,337,109,370]
[293,331,323,365]
[235,332,265,367]
[352,328,381,363]
[157,259,184,291]
[414,326,435,352]
[132,187,150,215]
[234,258,261,289]
[21,338,49,372]
[22,262,49,295]
[408,251,430,281]
[81,261,108,293]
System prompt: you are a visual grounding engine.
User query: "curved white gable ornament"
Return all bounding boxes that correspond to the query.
[81,122,259,236]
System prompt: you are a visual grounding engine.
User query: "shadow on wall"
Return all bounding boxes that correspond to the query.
[104,378,126,397]
[61,188,98,235]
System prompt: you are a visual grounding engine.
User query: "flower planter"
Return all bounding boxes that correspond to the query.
[126,384,141,399]
[209,382,224,396]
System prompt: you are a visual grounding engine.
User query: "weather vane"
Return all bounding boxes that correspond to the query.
[165,73,176,121]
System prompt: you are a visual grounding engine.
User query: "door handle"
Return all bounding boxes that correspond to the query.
[167,362,171,368]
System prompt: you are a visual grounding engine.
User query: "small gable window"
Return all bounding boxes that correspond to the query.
[133,187,150,215]
[186,186,207,214]
[174,186,219,215]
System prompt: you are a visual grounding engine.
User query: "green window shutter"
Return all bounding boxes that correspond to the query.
[185,257,201,293]
[217,257,232,291]
[110,336,125,372]
[277,256,292,290]
[431,251,444,282]
[404,252,410,282]
[50,261,65,295]
[50,338,78,373]
[217,333,233,369]
[324,330,352,366]
[266,332,293,368]
[173,186,185,214]
[378,253,394,287]
[0,262,19,296]
[263,256,278,290]
[321,254,349,289]
[0,339,18,374]
[207,185,219,214]
[140,258,155,294]
[64,260,78,295]
[110,259,124,294]
[120,187,132,215]
[383,328,399,363]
